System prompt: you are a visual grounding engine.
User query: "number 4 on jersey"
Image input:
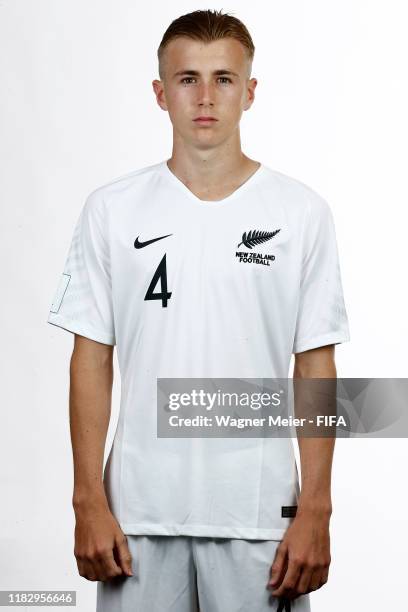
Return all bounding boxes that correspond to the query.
[144,254,172,308]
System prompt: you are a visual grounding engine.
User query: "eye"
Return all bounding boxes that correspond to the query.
[180,76,232,85]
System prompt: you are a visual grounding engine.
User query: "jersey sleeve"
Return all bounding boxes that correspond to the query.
[47,190,116,346]
[292,193,350,354]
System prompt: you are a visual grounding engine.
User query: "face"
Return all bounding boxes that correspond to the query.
[152,37,257,150]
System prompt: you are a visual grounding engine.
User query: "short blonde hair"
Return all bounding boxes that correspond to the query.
[157,9,255,79]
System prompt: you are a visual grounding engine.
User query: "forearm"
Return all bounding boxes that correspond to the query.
[69,338,113,510]
[293,346,336,516]
[296,437,334,516]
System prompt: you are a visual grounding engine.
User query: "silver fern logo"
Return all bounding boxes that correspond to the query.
[236,229,281,267]
[237,229,280,249]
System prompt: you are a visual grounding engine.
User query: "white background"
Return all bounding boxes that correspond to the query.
[1,1,407,610]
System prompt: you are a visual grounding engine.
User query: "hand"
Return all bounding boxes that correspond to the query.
[74,499,133,582]
[267,510,331,600]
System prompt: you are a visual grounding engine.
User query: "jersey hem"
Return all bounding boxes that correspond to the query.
[120,523,286,541]
[47,314,116,346]
[292,330,350,354]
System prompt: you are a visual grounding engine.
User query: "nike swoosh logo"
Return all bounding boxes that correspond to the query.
[134,233,172,249]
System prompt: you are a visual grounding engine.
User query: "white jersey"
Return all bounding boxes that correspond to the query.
[47,160,350,540]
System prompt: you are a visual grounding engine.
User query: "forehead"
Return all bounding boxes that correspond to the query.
[163,37,248,73]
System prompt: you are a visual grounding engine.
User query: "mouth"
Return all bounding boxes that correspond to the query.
[193,117,218,125]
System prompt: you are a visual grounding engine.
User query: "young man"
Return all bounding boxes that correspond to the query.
[47,9,350,612]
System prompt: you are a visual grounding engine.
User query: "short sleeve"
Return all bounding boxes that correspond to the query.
[292,194,350,354]
[47,190,116,345]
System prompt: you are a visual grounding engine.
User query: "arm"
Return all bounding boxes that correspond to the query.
[268,344,335,600]
[70,334,133,582]
[295,344,335,516]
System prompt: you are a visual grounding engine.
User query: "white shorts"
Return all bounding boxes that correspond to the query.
[96,535,311,612]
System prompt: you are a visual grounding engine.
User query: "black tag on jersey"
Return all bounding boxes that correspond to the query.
[281,506,297,518]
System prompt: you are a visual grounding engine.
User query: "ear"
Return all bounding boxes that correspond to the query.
[244,77,258,111]
[152,79,168,111]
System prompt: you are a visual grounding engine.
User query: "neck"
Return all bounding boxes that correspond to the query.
[167,131,260,200]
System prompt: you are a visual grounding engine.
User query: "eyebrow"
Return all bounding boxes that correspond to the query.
[173,69,239,78]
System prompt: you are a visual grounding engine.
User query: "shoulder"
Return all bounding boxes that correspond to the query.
[83,161,164,214]
[260,164,331,218]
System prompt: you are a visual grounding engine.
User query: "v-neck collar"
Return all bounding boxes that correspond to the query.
[159,160,266,207]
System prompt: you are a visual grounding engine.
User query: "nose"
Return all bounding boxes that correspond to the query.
[196,81,215,106]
